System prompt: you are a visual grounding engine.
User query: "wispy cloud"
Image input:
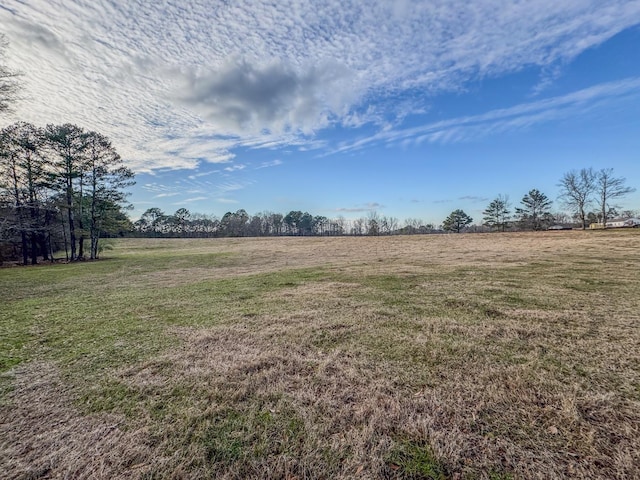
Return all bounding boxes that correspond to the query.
[2,1,640,171]
[256,159,283,169]
[172,196,208,205]
[223,164,246,172]
[332,77,640,154]
[188,170,220,180]
[459,195,490,203]
[335,202,384,213]
[213,181,253,194]
[142,183,174,193]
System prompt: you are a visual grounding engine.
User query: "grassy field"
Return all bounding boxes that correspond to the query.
[1,231,639,479]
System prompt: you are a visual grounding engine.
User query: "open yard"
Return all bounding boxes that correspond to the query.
[1,231,639,479]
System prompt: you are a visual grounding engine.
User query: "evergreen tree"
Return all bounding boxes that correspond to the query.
[515,189,553,231]
[45,124,88,260]
[482,195,510,231]
[442,209,473,233]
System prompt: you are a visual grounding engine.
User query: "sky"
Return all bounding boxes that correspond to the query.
[2,0,640,225]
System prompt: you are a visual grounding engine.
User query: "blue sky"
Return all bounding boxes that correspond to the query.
[2,1,640,224]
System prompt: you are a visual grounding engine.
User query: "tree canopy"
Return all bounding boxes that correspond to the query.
[0,122,134,264]
[558,168,596,230]
[596,168,636,228]
[515,189,553,231]
[482,195,510,232]
[442,209,473,233]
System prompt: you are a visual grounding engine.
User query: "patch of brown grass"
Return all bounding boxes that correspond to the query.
[116,319,640,478]
[0,362,154,479]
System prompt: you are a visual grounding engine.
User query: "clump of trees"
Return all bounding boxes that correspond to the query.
[0,122,134,264]
[447,189,555,233]
[558,167,636,229]
[473,168,636,233]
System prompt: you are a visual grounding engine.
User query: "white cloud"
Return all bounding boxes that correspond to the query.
[142,183,174,193]
[335,202,384,213]
[459,196,490,203]
[213,181,252,194]
[216,198,239,204]
[256,160,283,169]
[332,77,640,153]
[1,0,640,172]
[173,196,208,205]
[223,164,247,172]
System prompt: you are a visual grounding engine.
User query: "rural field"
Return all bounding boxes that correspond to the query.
[1,231,639,479]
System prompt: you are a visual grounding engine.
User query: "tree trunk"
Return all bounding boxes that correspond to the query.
[21,231,28,265]
[60,207,69,261]
[66,184,77,260]
[30,232,38,265]
[38,231,49,261]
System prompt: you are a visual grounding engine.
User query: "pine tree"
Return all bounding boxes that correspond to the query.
[442,209,473,233]
[482,195,510,231]
[515,189,553,231]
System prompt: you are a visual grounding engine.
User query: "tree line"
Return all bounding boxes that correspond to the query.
[445,168,636,233]
[133,166,636,240]
[132,207,439,238]
[0,122,134,264]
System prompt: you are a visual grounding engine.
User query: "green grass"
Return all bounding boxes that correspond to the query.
[386,441,447,479]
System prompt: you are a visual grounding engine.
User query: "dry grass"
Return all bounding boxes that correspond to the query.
[0,362,153,479]
[1,230,640,479]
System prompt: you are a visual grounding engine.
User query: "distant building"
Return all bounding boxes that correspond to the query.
[622,218,640,227]
[590,218,640,229]
[606,219,627,228]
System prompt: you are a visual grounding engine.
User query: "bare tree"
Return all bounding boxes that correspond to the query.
[352,217,365,235]
[558,168,596,230]
[0,34,20,116]
[596,169,636,228]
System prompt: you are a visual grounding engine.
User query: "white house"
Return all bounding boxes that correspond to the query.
[623,218,640,227]
[604,218,640,228]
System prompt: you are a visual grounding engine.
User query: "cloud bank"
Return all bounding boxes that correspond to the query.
[1,0,639,171]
